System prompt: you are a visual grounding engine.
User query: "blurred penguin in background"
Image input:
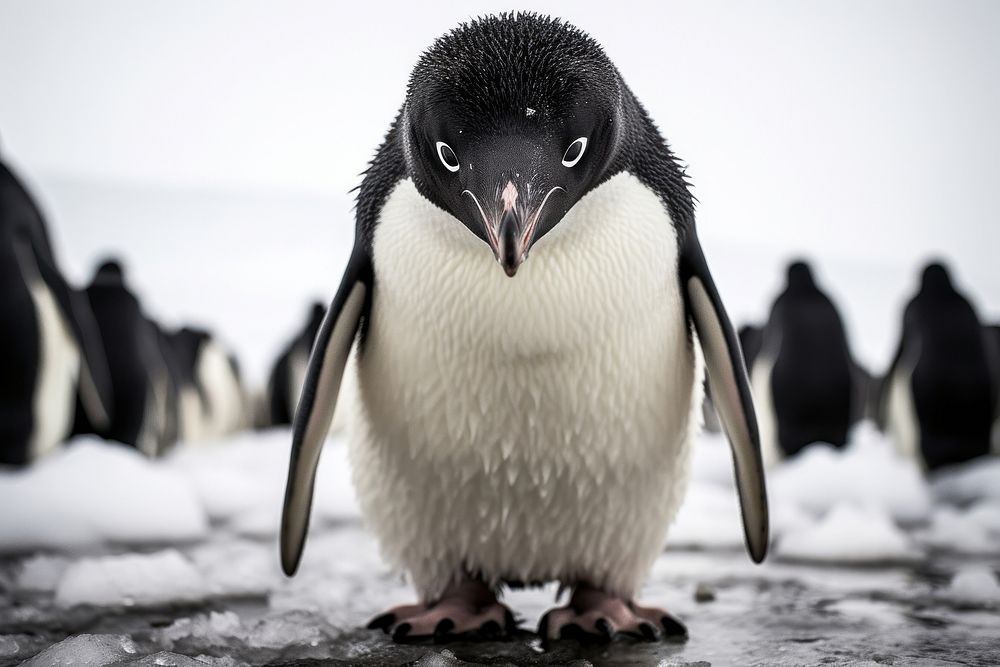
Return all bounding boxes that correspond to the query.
[988,324,1000,451]
[166,327,248,443]
[751,261,863,466]
[0,155,113,466]
[880,262,996,471]
[739,324,764,372]
[266,302,325,426]
[71,259,178,457]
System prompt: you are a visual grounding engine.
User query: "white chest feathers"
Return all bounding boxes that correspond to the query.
[349,172,704,599]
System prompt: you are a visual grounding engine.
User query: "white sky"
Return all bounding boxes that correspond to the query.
[1,0,998,380]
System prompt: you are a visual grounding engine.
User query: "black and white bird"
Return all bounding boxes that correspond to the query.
[880,262,996,471]
[281,13,767,643]
[750,261,865,464]
[165,326,247,443]
[0,156,112,466]
[71,259,178,457]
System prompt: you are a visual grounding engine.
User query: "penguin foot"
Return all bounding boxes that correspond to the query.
[538,585,687,647]
[367,579,516,643]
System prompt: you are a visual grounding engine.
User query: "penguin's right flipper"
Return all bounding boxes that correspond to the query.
[681,233,769,564]
[280,246,372,576]
[14,234,113,430]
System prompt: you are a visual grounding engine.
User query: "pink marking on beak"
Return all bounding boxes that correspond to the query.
[501,181,519,212]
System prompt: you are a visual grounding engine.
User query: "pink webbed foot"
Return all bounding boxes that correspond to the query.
[538,585,687,646]
[367,579,516,643]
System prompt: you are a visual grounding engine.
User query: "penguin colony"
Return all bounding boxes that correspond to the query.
[739,259,998,473]
[0,10,996,646]
[0,155,252,465]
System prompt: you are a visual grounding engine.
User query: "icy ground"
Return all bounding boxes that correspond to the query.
[2,426,999,666]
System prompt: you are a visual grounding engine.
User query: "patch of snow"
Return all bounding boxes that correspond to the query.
[931,456,1000,505]
[916,507,998,555]
[54,550,207,608]
[966,500,1000,536]
[21,634,138,666]
[776,503,921,564]
[15,554,70,592]
[939,565,1000,603]
[0,438,208,554]
[768,423,932,525]
[670,483,743,550]
[167,429,359,538]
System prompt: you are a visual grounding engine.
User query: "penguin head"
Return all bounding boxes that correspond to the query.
[403,13,623,277]
[93,258,126,286]
[786,260,816,291]
[920,261,953,293]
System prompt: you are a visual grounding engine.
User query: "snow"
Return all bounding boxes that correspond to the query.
[917,507,999,555]
[776,503,921,564]
[767,423,932,525]
[54,550,207,608]
[0,438,208,553]
[930,456,1000,505]
[0,430,359,557]
[15,554,69,592]
[1,427,998,664]
[940,565,1000,604]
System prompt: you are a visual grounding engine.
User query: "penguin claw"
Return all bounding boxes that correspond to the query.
[369,582,515,643]
[366,612,395,631]
[538,587,687,645]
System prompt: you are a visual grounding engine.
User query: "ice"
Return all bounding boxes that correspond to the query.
[776,503,921,564]
[0,438,208,554]
[940,565,1000,604]
[54,550,207,608]
[930,456,1000,505]
[767,423,932,525]
[188,540,283,597]
[21,634,138,666]
[157,610,334,662]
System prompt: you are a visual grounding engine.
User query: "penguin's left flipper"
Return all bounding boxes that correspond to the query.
[280,245,372,576]
[681,233,769,563]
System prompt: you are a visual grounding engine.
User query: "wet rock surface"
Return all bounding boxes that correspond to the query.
[2,536,998,666]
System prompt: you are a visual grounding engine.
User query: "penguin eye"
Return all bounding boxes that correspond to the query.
[561,137,588,167]
[436,141,460,172]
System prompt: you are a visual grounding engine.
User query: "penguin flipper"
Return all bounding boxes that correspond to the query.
[280,246,371,576]
[681,234,769,563]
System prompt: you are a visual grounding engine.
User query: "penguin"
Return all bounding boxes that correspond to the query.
[267,302,326,426]
[71,260,178,457]
[0,156,113,466]
[738,324,764,371]
[987,324,1000,452]
[880,263,996,471]
[280,13,767,643]
[165,327,247,442]
[750,262,858,466]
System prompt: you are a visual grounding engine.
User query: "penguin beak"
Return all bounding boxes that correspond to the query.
[462,181,564,278]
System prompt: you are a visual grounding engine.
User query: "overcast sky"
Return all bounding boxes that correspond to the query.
[1,0,997,378]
